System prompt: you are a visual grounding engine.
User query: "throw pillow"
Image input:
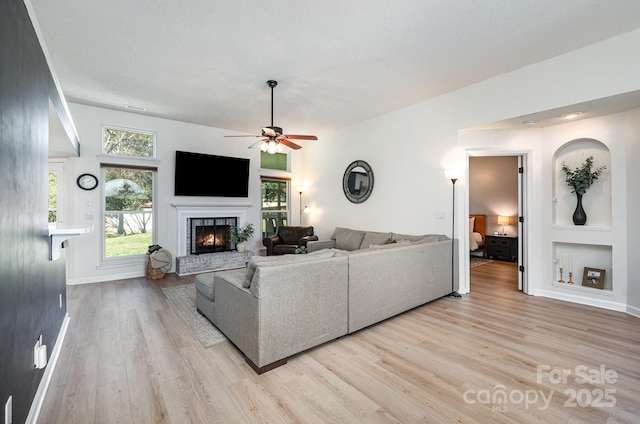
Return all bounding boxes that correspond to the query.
[359,232,393,249]
[370,240,411,249]
[393,233,447,243]
[408,235,449,244]
[333,227,367,251]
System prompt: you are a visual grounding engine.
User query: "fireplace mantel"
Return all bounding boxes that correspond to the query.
[172,203,251,257]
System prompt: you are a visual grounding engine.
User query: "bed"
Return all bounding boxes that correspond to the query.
[469,214,486,256]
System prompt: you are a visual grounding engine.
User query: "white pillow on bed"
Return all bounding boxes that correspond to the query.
[469,217,475,232]
[469,233,479,251]
[472,232,483,245]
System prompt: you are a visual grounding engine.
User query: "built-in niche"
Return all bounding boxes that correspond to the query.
[551,137,614,294]
[552,138,611,227]
[552,242,612,292]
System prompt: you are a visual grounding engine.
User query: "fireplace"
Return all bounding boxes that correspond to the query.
[172,203,249,258]
[190,217,237,254]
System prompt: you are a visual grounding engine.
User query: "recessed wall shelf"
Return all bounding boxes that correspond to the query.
[552,242,612,291]
[552,138,611,227]
[551,225,611,232]
[551,281,614,296]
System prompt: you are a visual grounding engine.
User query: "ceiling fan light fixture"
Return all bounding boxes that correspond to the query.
[260,142,268,152]
[267,140,278,154]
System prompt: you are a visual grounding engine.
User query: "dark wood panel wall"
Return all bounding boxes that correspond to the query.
[1,1,68,422]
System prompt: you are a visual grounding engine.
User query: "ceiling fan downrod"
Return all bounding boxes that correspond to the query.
[267,80,277,128]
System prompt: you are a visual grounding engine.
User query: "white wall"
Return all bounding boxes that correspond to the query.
[302,29,640,308]
[64,103,302,284]
[625,108,640,316]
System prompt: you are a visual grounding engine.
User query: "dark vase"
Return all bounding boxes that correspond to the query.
[572,193,587,225]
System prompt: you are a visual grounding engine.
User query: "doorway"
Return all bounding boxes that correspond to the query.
[467,154,527,293]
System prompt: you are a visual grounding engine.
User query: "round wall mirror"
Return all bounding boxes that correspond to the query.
[342,160,374,203]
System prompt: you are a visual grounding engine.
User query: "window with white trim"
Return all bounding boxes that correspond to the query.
[101,126,157,260]
[48,161,65,225]
[261,177,290,239]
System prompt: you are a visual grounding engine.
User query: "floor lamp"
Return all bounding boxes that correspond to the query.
[445,170,461,298]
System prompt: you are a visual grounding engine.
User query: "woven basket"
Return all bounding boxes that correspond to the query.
[146,253,166,280]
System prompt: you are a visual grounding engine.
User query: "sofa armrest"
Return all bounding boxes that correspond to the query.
[262,235,282,256]
[298,234,319,247]
[306,239,336,252]
[249,256,349,367]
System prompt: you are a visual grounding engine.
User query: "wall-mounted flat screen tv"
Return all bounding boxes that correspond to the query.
[174,150,250,197]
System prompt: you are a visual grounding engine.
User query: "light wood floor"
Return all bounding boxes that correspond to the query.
[39,262,640,423]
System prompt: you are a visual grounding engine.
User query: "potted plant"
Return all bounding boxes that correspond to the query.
[230,222,254,252]
[560,156,606,225]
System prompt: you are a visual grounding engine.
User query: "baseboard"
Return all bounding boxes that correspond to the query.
[626,304,640,318]
[66,270,146,285]
[535,289,627,313]
[25,313,70,424]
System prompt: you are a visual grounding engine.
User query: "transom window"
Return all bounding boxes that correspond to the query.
[103,125,156,158]
[260,151,287,171]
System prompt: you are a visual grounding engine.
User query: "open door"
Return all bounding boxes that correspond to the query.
[468,153,528,295]
[518,155,529,293]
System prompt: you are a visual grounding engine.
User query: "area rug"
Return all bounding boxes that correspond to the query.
[470,257,494,268]
[162,284,227,348]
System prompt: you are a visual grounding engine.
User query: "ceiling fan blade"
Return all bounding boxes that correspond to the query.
[224,134,262,138]
[248,139,266,149]
[285,134,318,140]
[279,139,302,150]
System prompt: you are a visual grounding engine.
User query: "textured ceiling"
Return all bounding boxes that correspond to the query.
[30,0,640,136]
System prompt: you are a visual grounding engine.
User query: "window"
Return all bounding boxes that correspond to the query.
[261,178,289,238]
[101,125,157,260]
[103,125,156,158]
[103,166,155,258]
[260,151,287,171]
[48,161,65,225]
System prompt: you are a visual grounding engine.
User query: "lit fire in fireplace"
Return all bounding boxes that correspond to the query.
[201,233,223,247]
[189,218,237,255]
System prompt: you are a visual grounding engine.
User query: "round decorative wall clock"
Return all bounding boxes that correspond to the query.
[76,173,98,190]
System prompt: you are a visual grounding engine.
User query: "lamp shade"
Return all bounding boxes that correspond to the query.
[444,169,462,180]
[497,216,509,225]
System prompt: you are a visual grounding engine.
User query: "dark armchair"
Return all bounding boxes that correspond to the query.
[263,226,318,256]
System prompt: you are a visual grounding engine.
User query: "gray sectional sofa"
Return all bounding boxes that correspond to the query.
[199,227,457,373]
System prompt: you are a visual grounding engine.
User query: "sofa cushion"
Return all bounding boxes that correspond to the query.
[195,272,216,301]
[244,250,335,288]
[332,227,367,251]
[359,232,393,249]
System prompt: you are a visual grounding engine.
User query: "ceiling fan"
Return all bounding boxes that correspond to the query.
[225,80,317,154]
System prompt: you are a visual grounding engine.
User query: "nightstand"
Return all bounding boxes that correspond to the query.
[485,235,518,262]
